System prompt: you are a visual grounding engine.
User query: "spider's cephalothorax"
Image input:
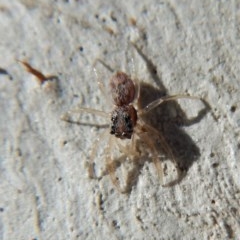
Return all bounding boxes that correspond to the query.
[110,105,137,139]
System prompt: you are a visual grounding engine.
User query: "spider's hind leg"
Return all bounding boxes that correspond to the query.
[136,128,164,185]
[136,121,185,187]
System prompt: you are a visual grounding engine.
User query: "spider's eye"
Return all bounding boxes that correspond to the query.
[110,124,115,134]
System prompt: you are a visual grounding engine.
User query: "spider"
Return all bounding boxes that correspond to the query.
[62,60,202,193]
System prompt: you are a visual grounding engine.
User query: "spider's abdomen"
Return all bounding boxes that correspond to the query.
[110,105,137,139]
[110,72,135,106]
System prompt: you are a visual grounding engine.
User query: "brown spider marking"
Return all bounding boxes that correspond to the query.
[63,64,203,193]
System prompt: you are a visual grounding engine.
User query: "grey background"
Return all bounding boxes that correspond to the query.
[0,0,240,239]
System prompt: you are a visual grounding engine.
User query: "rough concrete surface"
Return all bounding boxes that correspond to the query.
[0,0,240,239]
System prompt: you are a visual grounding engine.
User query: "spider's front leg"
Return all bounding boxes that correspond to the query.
[86,129,109,179]
[105,135,141,193]
[139,95,201,116]
[105,136,128,193]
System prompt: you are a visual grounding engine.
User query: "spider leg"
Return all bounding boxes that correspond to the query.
[125,41,140,102]
[139,95,201,116]
[105,135,124,192]
[93,58,114,103]
[116,135,139,157]
[105,136,137,193]
[88,129,109,179]
[137,120,183,186]
[62,107,109,119]
[135,126,164,184]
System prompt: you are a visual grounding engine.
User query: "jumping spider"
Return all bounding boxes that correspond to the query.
[63,61,202,193]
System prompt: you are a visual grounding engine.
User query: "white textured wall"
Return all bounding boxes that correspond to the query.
[0,0,239,239]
